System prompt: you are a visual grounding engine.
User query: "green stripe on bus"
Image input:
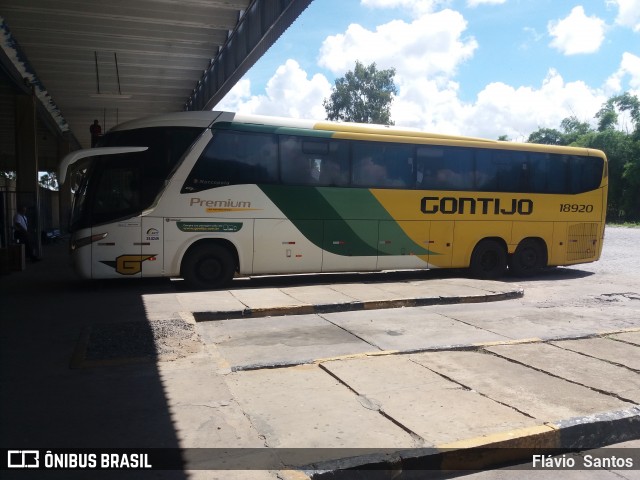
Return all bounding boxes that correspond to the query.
[258,185,433,257]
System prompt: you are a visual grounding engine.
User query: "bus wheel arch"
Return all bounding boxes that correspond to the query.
[180,239,238,290]
[509,237,548,277]
[469,237,508,280]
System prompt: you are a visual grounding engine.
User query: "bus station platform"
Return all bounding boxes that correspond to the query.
[2,240,640,479]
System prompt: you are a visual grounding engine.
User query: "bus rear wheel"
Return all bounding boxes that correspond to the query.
[509,239,547,277]
[469,239,507,280]
[181,243,235,290]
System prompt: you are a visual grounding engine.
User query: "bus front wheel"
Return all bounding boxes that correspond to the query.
[469,239,507,280]
[509,239,547,277]
[181,243,235,290]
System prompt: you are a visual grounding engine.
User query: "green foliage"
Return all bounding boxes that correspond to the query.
[527,128,565,145]
[39,172,59,191]
[527,92,640,222]
[323,61,397,125]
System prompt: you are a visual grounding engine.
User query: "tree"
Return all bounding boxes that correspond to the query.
[527,127,565,145]
[596,93,640,135]
[39,172,58,191]
[527,92,640,222]
[323,61,397,125]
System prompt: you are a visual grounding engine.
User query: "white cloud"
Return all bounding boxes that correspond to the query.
[318,10,478,80]
[390,69,605,140]
[608,0,640,32]
[465,70,606,139]
[216,59,331,119]
[467,0,507,7]
[606,52,640,95]
[548,6,606,55]
[218,7,610,141]
[360,0,446,15]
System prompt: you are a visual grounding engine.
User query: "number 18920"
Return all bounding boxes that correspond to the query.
[560,203,593,213]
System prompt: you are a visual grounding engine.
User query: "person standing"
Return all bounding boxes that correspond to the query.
[13,205,39,261]
[90,119,102,147]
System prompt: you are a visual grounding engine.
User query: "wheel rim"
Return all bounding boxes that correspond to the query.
[197,257,223,283]
[481,250,498,272]
[519,247,538,270]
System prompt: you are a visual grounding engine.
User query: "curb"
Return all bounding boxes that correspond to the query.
[192,288,524,322]
[299,405,640,478]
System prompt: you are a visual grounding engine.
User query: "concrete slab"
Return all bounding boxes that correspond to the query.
[486,343,640,403]
[434,304,640,341]
[438,278,517,293]
[230,288,308,310]
[141,292,186,321]
[157,355,265,449]
[611,330,640,347]
[177,291,247,313]
[323,308,508,351]
[410,350,631,421]
[321,355,538,444]
[328,282,401,302]
[552,337,640,370]
[196,315,376,370]
[225,364,417,449]
[279,285,358,305]
[375,280,497,301]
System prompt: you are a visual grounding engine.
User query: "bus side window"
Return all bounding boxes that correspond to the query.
[279,136,350,186]
[570,155,604,193]
[417,146,473,191]
[548,154,569,193]
[528,152,550,193]
[352,141,413,188]
[182,130,278,192]
[416,146,444,189]
[316,140,350,186]
[475,149,497,191]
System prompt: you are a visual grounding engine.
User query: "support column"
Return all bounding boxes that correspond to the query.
[58,134,71,233]
[15,93,41,258]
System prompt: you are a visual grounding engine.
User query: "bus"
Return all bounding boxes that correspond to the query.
[59,111,608,289]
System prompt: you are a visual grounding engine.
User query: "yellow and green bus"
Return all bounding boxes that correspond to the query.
[59,111,608,289]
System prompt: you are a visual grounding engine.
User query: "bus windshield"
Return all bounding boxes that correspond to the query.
[69,126,204,231]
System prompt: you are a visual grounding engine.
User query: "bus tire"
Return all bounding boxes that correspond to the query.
[509,239,547,277]
[181,243,235,290]
[469,239,507,280]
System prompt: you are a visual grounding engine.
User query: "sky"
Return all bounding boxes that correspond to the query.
[216,0,640,141]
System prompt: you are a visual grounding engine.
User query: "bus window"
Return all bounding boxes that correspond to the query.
[527,152,551,193]
[417,146,473,191]
[183,130,278,192]
[548,155,569,193]
[91,158,142,224]
[476,150,527,192]
[352,142,413,188]
[279,136,350,186]
[569,155,603,193]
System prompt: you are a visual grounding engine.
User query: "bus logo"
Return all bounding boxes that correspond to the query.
[100,255,157,275]
[420,196,534,215]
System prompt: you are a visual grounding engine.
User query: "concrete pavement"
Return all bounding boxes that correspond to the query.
[1,239,640,479]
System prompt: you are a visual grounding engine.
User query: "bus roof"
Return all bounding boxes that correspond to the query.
[106,111,606,160]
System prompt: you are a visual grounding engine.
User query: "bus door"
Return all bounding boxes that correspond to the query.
[253,219,323,274]
[90,219,142,278]
[377,221,431,270]
[427,221,454,268]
